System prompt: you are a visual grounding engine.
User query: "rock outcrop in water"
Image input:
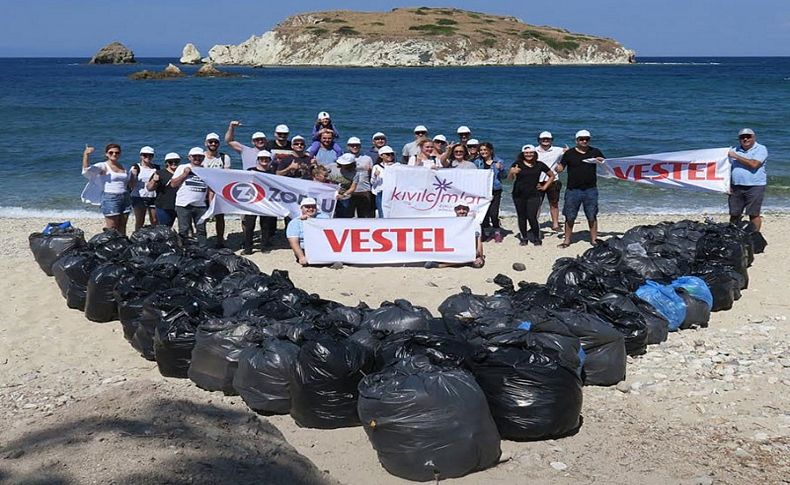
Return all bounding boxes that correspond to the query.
[90,42,136,64]
[194,63,238,78]
[180,43,203,64]
[129,63,185,80]
[204,8,635,67]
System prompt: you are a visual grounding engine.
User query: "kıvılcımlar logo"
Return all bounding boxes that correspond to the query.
[390,175,484,211]
[221,182,266,204]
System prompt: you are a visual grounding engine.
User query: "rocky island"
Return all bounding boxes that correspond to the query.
[204,7,635,67]
[90,42,136,64]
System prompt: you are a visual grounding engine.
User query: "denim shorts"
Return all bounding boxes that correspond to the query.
[563,187,598,221]
[131,196,156,209]
[100,192,131,217]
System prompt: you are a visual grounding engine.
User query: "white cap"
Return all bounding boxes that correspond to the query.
[275,124,289,133]
[188,147,205,156]
[251,131,267,140]
[347,136,362,145]
[456,125,471,134]
[433,134,447,143]
[291,135,305,142]
[539,131,553,139]
[164,152,181,161]
[413,125,428,133]
[205,132,220,141]
[139,146,155,155]
[256,150,272,158]
[372,132,386,140]
[378,145,395,155]
[317,111,330,120]
[337,153,356,165]
[522,144,536,152]
[466,138,479,145]
[738,128,755,136]
[575,130,591,139]
[300,197,317,207]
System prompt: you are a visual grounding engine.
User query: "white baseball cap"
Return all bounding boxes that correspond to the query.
[164,152,181,161]
[188,147,205,156]
[275,124,289,133]
[300,197,317,207]
[139,146,155,155]
[522,144,536,152]
[466,138,479,146]
[317,111,330,120]
[539,131,553,139]
[291,135,305,143]
[205,132,220,141]
[575,130,591,139]
[456,125,471,134]
[433,134,447,143]
[413,125,428,133]
[347,136,361,145]
[372,132,386,140]
[251,131,267,140]
[256,150,272,158]
[378,145,395,155]
[738,128,755,136]
[337,153,356,165]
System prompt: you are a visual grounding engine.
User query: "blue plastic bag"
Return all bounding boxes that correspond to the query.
[635,280,687,331]
[670,276,713,310]
[42,221,72,235]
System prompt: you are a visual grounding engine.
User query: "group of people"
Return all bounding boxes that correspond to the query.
[82,112,768,263]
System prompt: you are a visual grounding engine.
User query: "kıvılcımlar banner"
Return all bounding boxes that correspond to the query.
[193,168,338,223]
[381,165,493,224]
[303,217,478,265]
[599,147,731,193]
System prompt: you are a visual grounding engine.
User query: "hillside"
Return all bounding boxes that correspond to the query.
[205,7,635,67]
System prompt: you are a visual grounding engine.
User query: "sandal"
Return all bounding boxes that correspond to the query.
[558,242,571,248]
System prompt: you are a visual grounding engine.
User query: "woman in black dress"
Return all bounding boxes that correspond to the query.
[508,145,556,246]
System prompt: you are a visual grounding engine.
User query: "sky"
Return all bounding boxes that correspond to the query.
[2,0,789,57]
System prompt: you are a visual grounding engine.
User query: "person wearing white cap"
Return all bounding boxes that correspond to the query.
[81,143,131,235]
[535,131,568,233]
[432,134,448,155]
[728,128,768,231]
[225,120,269,170]
[308,129,343,167]
[286,197,329,266]
[241,150,277,254]
[466,138,481,163]
[508,145,556,246]
[555,129,606,248]
[202,132,232,248]
[129,145,160,230]
[366,132,388,160]
[312,111,339,142]
[146,152,181,228]
[269,124,294,164]
[170,147,209,246]
[456,125,472,145]
[370,145,397,216]
[402,125,428,163]
[334,153,362,218]
[275,135,313,179]
[345,136,375,218]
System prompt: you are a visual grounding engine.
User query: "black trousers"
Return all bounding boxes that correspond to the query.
[513,195,542,242]
[350,192,375,218]
[482,189,502,229]
[242,215,277,250]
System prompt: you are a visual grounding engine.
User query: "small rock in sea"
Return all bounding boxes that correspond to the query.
[512,263,526,271]
[129,64,185,80]
[550,461,568,471]
[180,43,203,64]
[195,63,238,78]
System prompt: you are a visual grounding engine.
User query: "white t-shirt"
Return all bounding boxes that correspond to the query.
[536,146,564,182]
[132,163,158,198]
[240,145,259,170]
[203,152,231,169]
[408,155,441,170]
[402,141,420,159]
[371,162,394,194]
[172,164,208,207]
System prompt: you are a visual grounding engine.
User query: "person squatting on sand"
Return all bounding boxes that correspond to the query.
[286,197,325,266]
[728,128,768,232]
[81,143,131,235]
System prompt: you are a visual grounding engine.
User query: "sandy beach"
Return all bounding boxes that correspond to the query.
[1,213,788,484]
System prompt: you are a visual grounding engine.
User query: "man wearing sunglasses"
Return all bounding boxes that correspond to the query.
[402,125,428,164]
[367,132,388,161]
[286,197,323,266]
[275,135,313,179]
[728,128,768,231]
[203,132,232,248]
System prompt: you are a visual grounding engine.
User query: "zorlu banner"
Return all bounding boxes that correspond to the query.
[193,167,338,223]
[599,147,731,193]
[303,217,478,265]
[381,165,493,224]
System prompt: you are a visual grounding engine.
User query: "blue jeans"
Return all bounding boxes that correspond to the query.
[375,193,384,217]
[176,205,207,246]
[563,187,599,222]
[156,208,177,228]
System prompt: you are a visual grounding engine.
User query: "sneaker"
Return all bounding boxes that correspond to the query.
[424,261,439,269]
[493,230,503,243]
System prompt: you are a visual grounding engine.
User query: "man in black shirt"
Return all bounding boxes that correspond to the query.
[555,130,605,248]
[242,150,277,254]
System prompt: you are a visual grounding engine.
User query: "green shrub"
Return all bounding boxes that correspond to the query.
[481,38,496,47]
[336,26,360,36]
[408,24,457,35]
[325,18,347,23]
[436,18,457,25]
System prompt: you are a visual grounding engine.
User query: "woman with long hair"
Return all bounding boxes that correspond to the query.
[508,145,555,246]
[407,137,441,169]
[476,142,507,241]
[81,143,131,235]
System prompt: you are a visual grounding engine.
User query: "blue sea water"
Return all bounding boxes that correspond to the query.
[1,56,788,218]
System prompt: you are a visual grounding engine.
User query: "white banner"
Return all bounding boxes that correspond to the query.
[381,165,493,224]
[599,147,731,193]
[192,168,338,222]
[303,217,478,265]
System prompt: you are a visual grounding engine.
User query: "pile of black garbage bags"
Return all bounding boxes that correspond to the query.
[29,219,766,482]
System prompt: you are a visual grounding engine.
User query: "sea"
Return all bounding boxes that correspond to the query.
[1,56,788,219]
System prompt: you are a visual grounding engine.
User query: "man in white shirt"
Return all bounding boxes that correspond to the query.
[402,124,428,164]
[202,132,232,248]
[535,131,567,233]
[224,120,269,169]
[170,147,209,247]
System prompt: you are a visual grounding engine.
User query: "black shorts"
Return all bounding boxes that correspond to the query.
[544,180,562,204]
[729,184,765,217]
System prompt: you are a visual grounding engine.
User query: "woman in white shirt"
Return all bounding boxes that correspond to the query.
[407,137,442,170]
[370,145,397,217]
[128,146,160,230]
[81,143,131,235]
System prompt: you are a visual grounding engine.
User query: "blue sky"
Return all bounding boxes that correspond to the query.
[2,0,788,57]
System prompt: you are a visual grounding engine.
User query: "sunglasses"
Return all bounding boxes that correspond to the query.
[253,138,266,142]
[348,144,361,147]
[166,159,179,164]
[302,205,317,209]
[540,138,553,141]
[141,153,153,158]
[292,142,305,146]
[577,137,591,141]
[206,140,219,144]
[459,133,470,137]
[739,135,753,139]
[374,137,386,141]
[415,131,427,136]
[107,151,121,155]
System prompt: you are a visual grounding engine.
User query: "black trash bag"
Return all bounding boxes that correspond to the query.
[492,273,514,289]
[29,225,85,276]
[502,282,565,318]
[115,271,171,341]
[172,257,230,292]
[51,249,99,310]
[349,328,384,356]
[325,303,370,328]
[84,262,128,322]
[233,337,301,415]
[695,232,749,287]
[358,355,501,482]
[549,309,627,386]
[618,243,681,283]
[634,299,669,345]
[750,231,767,254]
[87,230,130,261]
[153,309,201,378]
[210,249,260,275]
[129,225,180,245]
[363,299,433,334]
[188,318,258,395]
[469,329,583,441]
[693,265,739,312]
[676,290,711,329]
[591,293,649,356]
[289,333,373,429]
[375,330,474,370]
[438,287,513,329]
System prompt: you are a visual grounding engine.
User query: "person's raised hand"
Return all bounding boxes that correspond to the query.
[84,145,95,156]
[230,120,242,127]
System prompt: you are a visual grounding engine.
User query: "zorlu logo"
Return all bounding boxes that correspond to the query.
[221,182,266,204]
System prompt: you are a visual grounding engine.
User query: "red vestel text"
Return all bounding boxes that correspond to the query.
[322,228,455,253]
[612,161,723,181]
